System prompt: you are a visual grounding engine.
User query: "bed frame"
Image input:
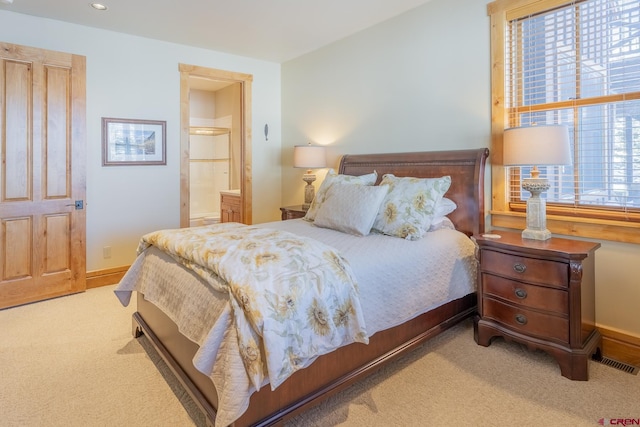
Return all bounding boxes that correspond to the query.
[132,148,489,426]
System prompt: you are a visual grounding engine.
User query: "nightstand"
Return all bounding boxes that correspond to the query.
[279,205,307,221]
[473,230,601,380]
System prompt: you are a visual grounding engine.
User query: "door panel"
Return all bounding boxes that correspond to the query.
[3,61,31,202]
[3,217,31,280]
[0,42,86,309]
[44,214,71,273]
[45,66,71,198]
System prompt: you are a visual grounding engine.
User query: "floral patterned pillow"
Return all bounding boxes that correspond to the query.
[372,174,451,240]
[304,169,378,221]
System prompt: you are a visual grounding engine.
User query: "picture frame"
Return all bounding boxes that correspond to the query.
[102,118,166,166]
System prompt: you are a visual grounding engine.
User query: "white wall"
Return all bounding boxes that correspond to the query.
[282,0,490,204]
[281,0,640,337]
[0,10,282,271]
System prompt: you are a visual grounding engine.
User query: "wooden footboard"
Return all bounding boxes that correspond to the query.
[134,292,476,427]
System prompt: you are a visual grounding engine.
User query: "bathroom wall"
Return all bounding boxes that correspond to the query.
[189,90,229,222]
[214,84,242,190]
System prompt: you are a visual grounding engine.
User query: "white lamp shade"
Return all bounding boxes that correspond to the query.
[293,145,327,169]
[503,125,572,166]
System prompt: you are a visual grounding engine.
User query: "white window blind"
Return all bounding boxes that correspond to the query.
[506,0,640,215]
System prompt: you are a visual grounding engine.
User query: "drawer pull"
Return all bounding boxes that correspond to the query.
[515,314,528,325]
[513,263,527,274]
[514,288,528,299]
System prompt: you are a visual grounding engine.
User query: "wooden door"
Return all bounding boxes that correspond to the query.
[0,42,86,309]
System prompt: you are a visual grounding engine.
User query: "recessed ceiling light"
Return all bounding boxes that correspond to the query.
[90,3,108,11]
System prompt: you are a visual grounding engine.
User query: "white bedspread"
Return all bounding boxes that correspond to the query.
[263,220,477,335]
[115,220,477,426]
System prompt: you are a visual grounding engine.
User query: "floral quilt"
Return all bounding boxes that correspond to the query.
[138,222,368,390]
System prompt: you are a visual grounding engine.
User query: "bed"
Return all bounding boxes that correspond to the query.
[117,148,489,427]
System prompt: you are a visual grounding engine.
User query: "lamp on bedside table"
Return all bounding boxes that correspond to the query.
[503,125,572,241]
[293,143,326,210]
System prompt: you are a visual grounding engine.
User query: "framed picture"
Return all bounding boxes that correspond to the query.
[102,118,166,166]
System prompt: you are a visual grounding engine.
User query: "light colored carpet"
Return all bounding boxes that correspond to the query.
[1,285,638,427]
[0,285,198,427]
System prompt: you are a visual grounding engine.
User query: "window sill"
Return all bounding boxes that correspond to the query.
[490,211,640,244]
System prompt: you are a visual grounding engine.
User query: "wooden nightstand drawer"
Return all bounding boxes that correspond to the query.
[483,274,568,314]
[483,297,569,344]
[481,250,568,288]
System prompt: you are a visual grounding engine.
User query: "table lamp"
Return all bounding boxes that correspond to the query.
[503,125,572,240]
[293,143,326,209]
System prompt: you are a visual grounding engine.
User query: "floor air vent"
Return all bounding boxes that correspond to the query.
[597,356,639,375]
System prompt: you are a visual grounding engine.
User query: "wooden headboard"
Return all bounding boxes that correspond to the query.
[338,148,489,237]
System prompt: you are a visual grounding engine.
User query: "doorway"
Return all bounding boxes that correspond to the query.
[189,125,232,226]
[179,64,252,227]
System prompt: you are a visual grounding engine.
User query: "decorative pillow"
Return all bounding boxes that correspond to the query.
[372,174,451,240]
[314,183,388,236]
[304,169,378,221]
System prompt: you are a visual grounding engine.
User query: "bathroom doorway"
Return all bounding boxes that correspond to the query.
[179,64,253,227]
[189,126,231,226]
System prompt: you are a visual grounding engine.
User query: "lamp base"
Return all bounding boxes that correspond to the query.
[522,177,552,241]
[522,227,552,241]
[302,172,316,209]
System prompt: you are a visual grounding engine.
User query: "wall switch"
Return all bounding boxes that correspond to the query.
[103,246,112,259]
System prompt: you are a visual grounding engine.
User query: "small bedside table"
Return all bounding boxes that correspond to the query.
[279,205,307,221]
[473,230,601,380]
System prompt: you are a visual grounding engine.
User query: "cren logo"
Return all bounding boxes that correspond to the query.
[598,419,640,426]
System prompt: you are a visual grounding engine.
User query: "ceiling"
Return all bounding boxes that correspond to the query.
[0,0,434,63]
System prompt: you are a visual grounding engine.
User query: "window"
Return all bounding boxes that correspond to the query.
[489,0,640,243]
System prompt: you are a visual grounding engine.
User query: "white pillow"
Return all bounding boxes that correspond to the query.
[435,197,457,218]
[313,183,388,236]
[372,174,451,240]
[428,216,456,232]
[429,198,457,231]
[304,169,378,222]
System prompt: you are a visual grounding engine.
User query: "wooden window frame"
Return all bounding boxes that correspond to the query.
[488,0,640,244]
